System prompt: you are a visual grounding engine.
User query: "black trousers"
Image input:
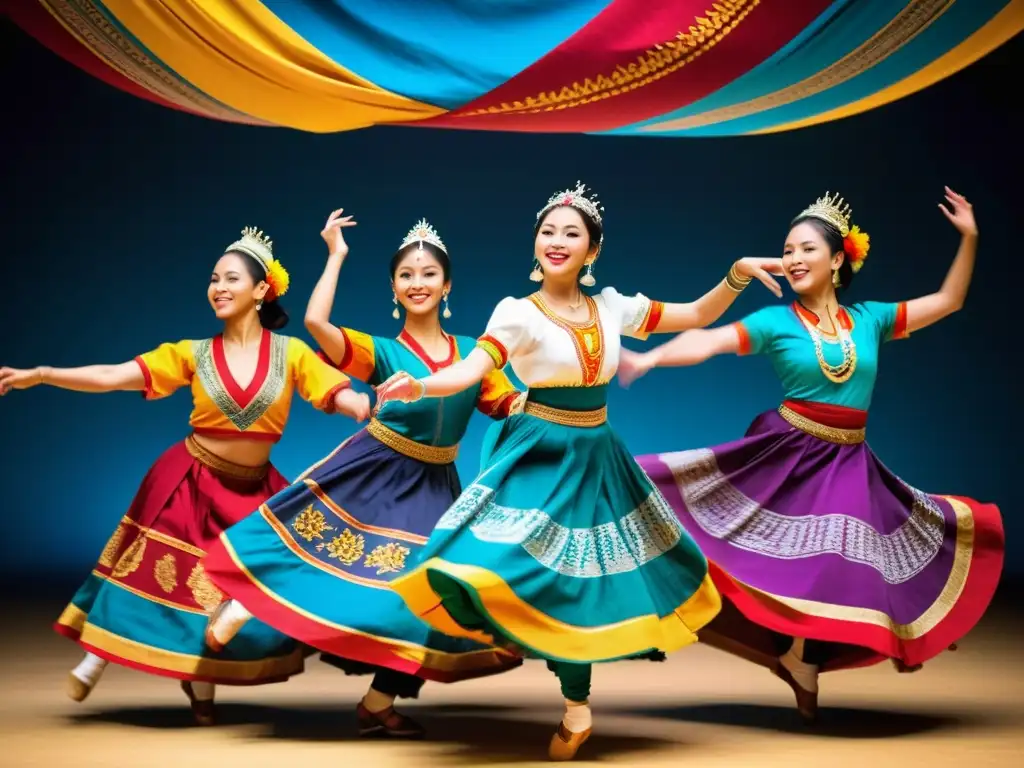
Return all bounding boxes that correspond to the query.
[319,653,425,699]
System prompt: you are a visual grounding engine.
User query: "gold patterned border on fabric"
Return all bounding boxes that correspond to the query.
[56,604,304,681]
[458,0,759,117]
[644,0,953,132]
[524,401,608,428]
[214,534,520,675]
[778,405,865,444]
[724,497,974,640]
[185,435,269,480]
[366,419,458,464]
[40,0,269,124]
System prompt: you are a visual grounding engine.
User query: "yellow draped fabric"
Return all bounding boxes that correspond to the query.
[101,0,444,132]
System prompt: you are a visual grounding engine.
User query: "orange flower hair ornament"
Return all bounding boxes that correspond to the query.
[843,225,870,273]
[226,226,290,300]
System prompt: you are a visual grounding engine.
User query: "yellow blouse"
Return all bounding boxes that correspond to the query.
[135,330,350,443]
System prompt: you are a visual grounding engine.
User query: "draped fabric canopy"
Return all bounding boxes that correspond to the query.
[6,0,1022,136]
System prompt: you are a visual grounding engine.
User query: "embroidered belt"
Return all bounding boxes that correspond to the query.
[523,401,608,427]
[185,434,270,480]
[778,405,865,445]
[366,419,458,464]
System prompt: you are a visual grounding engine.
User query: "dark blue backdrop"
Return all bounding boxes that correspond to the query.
[1,22,1017,580]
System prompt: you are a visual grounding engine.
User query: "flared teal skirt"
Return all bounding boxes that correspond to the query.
[392,386,722,664]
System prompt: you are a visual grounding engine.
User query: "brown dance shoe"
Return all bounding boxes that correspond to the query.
[356,702,425,739]
[66,673,92,703]
[548,721,591,761]
[180,681,216,727]
[891,658,924,674]
[772,661,818,724]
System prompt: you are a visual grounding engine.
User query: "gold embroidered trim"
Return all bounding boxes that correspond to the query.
[366,419,458,464]
[528,293,605,387]
[459,0,757,117]
[41,0,268,125]
[185,435,269,480]
[645,0,954,132]
[523,401,607,427]
[153,554,179,594]
[778,405,865,445]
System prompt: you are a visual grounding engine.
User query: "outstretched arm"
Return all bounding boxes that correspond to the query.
[618,326,740,387]
[376,348,496,407]
[903,188,977,335]
[305,208,357,365]
[1,361,145,395]
[654,258,784,333]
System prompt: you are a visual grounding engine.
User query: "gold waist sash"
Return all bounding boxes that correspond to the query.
[523,401,608,428]
[777,405,866,445]
[366,419,459,464]
[185,434,270,481]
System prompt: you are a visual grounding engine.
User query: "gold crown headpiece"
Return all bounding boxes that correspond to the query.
[797,192,871,275]
[225,226,290,299]
[537,181,605,241]
[798,191,852,237]
[399,218,447,254]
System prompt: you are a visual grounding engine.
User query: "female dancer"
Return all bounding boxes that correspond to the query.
[619,188,1004,722]
[375,183,785,760]
[202,213,525,739]
[0,227,370,725]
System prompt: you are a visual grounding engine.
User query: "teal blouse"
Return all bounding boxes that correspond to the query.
[324,327,519,447]
[735,301,909,412]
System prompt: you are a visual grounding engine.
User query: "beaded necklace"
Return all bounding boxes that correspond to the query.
[796,304,857,384]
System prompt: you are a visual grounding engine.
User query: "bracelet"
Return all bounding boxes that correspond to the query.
[725,264,752,293]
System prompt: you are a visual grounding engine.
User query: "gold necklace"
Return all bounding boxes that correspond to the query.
[538,290,584,311]
[796,306,857,384]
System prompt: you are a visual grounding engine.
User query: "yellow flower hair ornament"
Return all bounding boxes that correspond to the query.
[843,225,870,273]
[265,259,290,300]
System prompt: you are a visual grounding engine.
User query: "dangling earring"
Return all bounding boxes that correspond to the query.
[579,262,596,288]
[392,294,400,320]
[529,260,543,282]
[255,299,263,310]
[442,291,452,320]
[832,270,841,288]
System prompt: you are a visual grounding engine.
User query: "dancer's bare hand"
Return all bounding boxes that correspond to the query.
[0,366,43,396]
[734,257,785,298]
[938,187,977,237]
[321,208,357,258]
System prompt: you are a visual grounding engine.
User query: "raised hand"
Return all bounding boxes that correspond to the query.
[334,388,371,422]
[734,257,785,297]
[617,349,656,388]
[0,366,43,396]
[939,187,977,237]
[320,208,358,258]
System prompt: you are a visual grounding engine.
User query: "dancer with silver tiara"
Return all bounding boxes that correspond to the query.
[375,183,785,760]
[0,228,369,725]
[620,188,1004,723]
[202,212,524,739]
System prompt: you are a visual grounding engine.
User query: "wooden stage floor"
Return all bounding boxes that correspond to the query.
[2,596,1021,767]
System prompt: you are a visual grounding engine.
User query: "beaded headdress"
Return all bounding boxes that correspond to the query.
[225,226,290,299]
[537,181,605,248]
[797,192,870,274]
[399,218,447,254]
